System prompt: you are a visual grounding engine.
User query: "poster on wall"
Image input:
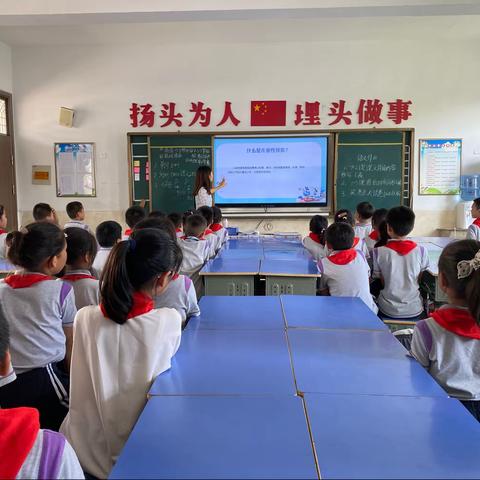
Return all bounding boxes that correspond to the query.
[419,139,461,195]
[55,143,96,197]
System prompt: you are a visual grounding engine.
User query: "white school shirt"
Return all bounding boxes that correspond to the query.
[155,274,200,325]
[211,224,228,246]
[373,239,429,318]
[64,220,91,232]
[92,247,112,278]
[0,231,7,258]
[318,249,378,313]
[364,231,379,253]
[179,237,211,298]
[62,269,100,310]
[353,236,370,260]
[195,187,213,209]
[0,274,76,373]
[302,236,327,261]
[354,223,372,240]
[205,232,221,256]
[60,303,181,479]
[176,229,184,239]
[466,221,480,241]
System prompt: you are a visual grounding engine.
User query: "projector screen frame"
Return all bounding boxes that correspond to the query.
[212,133,334,215]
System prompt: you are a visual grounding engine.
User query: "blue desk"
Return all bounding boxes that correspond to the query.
[0,259,15,279]
[197,296,285,330]
[263,249,310,260]
[200,258,260,296]
[288,329,446,397]
[281,295,387,331]
[305,393,480,479]
[149,329,295,395]
[260,258,320,296]
[110,396,318,479]
[413,236,456,249]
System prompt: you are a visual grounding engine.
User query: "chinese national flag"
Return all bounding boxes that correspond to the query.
[250,100,287,126]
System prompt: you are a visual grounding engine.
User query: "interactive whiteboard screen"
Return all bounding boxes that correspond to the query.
[213,136,328,207]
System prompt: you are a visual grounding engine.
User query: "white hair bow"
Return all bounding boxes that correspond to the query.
[457,250,480,279]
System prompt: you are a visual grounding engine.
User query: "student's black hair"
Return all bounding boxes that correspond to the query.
[192,165,212,196]
[473,197,480,209]
[33,203,54,221]
[196,206,213,226]
[386,206,415,237]
[65,227,98,267]
[96,221,122,248]
[134,217,176,241]
[100,229,182,325]
[184,214,207,238]
[8,222,66,271]
[167,212,182,229]
[0,205,4,219]
[325,222,354,251]
[0,304,9,361]
[212,206,223,224]
[334,209,355,228]
[438,240,480,324]
[148,210,166,219]
[372,208,388,229]
[182,210,194,226]
[125,206,146,229]
[374,221,390,248]
[356,202,374,220]
[309,215,328,245]
[66,201,84,220]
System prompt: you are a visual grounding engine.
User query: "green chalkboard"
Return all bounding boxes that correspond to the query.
[335,131,406,212]
[149,135,212,213]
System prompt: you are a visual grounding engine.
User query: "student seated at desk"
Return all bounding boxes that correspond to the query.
[0,205,8,259]
[372,206,429,320]
[365,208,388,253]
[60,229,182,478]
[179,214,212,297]
[302,215,328,261]
[411,240,480,421]
[93,220,122,278]
[466,197,480,241]
[124,205,146,239]
[317,222,377,313]
[134,217,200,325]
[64,201,91,232]
[334,209,369,259]
[354,201,374,240]
[32,203,58,224]
[168,212,184,238]
[211,206,229,246]
[197,206,221,255]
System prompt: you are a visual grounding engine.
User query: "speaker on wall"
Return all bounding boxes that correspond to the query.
[59,107,75,127]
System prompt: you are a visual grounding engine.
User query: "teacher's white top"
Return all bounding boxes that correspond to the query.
[195,187,212,209]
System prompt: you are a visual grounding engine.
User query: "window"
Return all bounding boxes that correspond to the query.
[0,98,7,135]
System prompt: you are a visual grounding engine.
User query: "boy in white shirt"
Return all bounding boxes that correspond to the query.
[364,208,388,253]
[354,201,374,240]
[168,212,184,238]
[302,215,328,261]
[373,206,430,320]
[334,209,369,259]
[64,201,91,231]
[93,221,122,278]
[466,197,480,241]
[197,206,221,255]
[211,206,229,246]
[318,222,377,313]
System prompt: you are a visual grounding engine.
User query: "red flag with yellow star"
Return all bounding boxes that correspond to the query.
[250,100,287,126]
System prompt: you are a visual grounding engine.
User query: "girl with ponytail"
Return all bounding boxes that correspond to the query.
[411,239,480,421]
[61,228,183,478]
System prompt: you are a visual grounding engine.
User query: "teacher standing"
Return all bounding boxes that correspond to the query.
[193,165,227,209]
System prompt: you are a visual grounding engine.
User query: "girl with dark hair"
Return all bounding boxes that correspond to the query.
[61,228,183,478]
[0,204,8,258]
[411,240,480,421]
[334,208,369,259]
[0,222,76,431]
[303,215,328,261]
[192,165,226,209]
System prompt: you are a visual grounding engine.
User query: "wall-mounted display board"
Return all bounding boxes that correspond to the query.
[419,138,461,195]
[55,143,96,197]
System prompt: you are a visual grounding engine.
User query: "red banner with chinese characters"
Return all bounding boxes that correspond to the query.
[129,98,413,128]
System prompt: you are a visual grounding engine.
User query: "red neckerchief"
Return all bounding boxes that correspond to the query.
[473,218,480,227]
[4,273,54,289]
[125,228,133,237]
[309,233,323,245]
[0,229,7,235]
[431,307,480,340]
[327,248,357,265]
[0,407,39,479]
[175,228,182,233]
[369,231,379,241]
[353,237,360,248]
[100,291,154,320]
[210,223,223,232]
[63,273,97,282]
[204,228,214,235]
[385,240,417,255]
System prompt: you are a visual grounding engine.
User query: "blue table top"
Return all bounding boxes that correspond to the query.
[149,329,296,395]
[305,393,480,479]
[281,295,388,331]
[263,249,311,260]
[0,259,15,272]
[215,249,264,261]
[288,329,446,397]
[200,258,260,275]
[260,258,320,277]
[412,236,456,248]
[110,396,318,479]
[196,296,286,330]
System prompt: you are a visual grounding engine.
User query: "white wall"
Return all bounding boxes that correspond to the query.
[0,40,12,93]
[10,16,480,233]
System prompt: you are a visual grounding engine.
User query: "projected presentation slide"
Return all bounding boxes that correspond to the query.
[213,136,328,207]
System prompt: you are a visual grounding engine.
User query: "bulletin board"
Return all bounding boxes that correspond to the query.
[55,143,96,197]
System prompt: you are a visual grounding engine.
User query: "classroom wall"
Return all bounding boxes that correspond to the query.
[0,41,12,93]
[10,16,480,234]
